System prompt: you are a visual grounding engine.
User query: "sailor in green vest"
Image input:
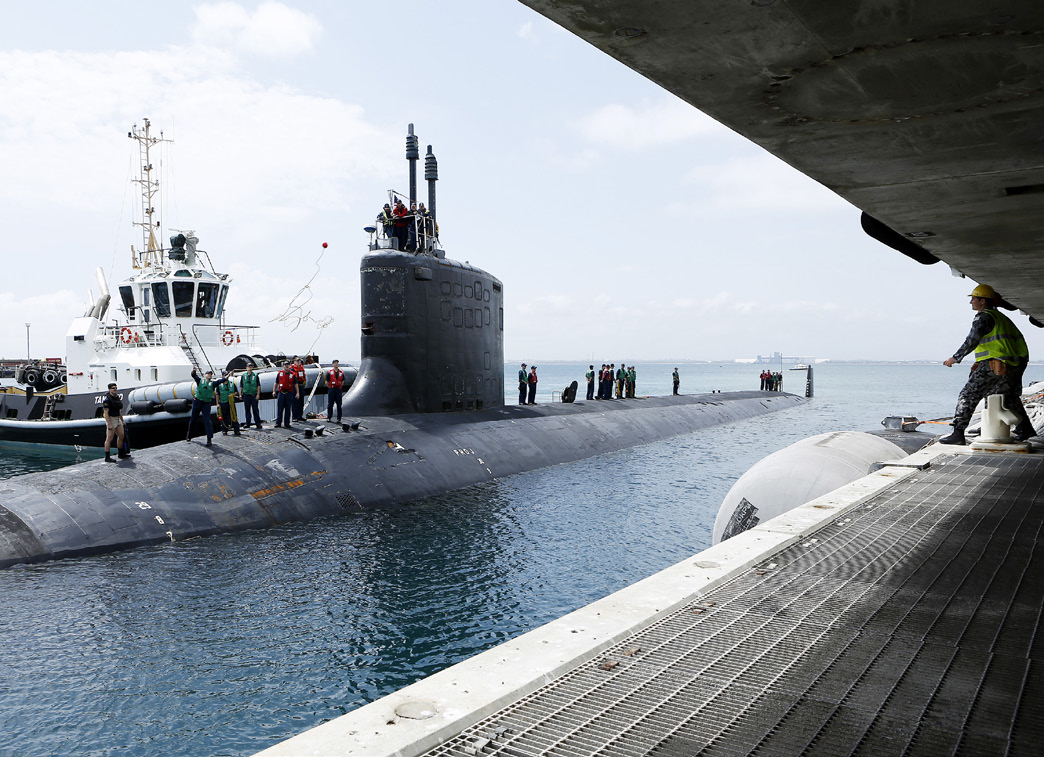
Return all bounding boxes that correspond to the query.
[239,363,263,429]
[586,365,595,400]
[518,363,528,405]
[187,369,217,446]
[216,371,241,436]
[941,283,1034,444]
[627,366,636,397]
[672,368,680,395]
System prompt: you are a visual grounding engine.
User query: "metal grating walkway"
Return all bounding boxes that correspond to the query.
[425,452,1044,757]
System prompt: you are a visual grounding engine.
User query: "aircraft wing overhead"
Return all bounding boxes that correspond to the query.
[518,1,1044,319]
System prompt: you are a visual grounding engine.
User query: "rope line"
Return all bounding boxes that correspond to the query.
[270,244,334,357]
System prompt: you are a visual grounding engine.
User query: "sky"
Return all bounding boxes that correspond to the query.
[0,0,1030,365]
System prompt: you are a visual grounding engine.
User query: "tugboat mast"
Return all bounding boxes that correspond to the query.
[128,118,172,270]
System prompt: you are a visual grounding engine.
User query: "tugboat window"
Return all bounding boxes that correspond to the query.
[152,282,171,318]
[119,286,136,321]
[172,281,195,317]
[196,282,219,318]
[216,285,229,318]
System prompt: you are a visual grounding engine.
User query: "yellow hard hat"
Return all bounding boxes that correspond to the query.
[969,284,997,299]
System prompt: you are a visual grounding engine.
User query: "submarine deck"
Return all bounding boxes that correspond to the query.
[257,441,1044,756]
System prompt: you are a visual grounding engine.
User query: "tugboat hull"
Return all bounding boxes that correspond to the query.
[0,368,354,448]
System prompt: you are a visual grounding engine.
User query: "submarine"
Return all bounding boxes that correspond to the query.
[0,125,806,569]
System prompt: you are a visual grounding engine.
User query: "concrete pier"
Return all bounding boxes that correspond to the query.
[256,440,1042,756]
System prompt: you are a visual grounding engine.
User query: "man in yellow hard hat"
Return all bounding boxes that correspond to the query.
[940,283,1034,444]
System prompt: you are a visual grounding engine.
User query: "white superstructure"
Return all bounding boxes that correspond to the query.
[65,119,261,395]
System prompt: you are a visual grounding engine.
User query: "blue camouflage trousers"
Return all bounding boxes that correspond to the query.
[952,360,1032,432]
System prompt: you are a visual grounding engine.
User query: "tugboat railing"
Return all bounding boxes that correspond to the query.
[95,323,260,350]
[96,323,169,349]
[190,324,258,349]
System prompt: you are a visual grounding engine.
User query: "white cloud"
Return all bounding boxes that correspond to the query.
[191,2,322,58]
[0,46,388,221]
[0,41,387,360]
[518,21,537,42]
[680,153,849,212]
[573,99,724,149]
[773,299,842,313]
[643,292,839,321]
[0,291,83,360]
[516,293,580,316]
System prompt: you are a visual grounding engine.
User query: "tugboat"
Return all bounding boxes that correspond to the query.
[0,119,346,449]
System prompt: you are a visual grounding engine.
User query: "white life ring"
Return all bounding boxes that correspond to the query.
[120,327,133,344]
[222,330,234,346]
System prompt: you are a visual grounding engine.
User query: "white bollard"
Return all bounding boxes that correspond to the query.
[978,393,1020,443]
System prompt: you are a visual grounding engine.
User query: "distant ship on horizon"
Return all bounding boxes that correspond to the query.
[734,352,819,366]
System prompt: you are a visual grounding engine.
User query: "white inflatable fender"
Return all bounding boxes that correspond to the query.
[712,431,909,544]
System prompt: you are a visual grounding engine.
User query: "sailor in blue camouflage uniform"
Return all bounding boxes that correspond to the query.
[187,369,219,447]
[941,284,1035,444]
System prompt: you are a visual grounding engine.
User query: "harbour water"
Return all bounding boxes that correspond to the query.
[0,362,991,755]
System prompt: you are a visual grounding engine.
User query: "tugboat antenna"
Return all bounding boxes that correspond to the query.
[128,118,173,270]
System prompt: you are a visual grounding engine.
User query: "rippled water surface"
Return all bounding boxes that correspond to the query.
[0,363,996,755]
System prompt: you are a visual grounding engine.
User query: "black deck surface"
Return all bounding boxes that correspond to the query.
[426,451,1044,756]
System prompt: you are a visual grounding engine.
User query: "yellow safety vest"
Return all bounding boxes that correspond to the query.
[974,309,1028,365]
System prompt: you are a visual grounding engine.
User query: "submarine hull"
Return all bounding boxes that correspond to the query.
[0,391,803,568]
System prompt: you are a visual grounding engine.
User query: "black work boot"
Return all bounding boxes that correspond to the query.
[1014,423,1036,442]
[939,429,966,445]
[104,451,115,463]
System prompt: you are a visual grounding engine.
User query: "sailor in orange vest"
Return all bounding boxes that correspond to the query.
[291,356,307,421]
[274,363,298,429]
[392,199,409,251]
[326,360,346,424]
